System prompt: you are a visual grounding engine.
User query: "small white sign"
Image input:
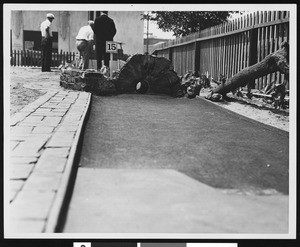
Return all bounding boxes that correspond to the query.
[106,41,118,53]
[73,242,91,247]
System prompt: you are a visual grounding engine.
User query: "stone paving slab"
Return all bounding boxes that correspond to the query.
[10,164,34,179]
[9,180,25,202]
[10,91,58,126]
[8,219,47,233]
[7,88,91,234]
[10,191,56,220]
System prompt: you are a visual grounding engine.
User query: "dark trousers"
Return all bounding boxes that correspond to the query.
[41,37,52,72]
[95,41,110,69]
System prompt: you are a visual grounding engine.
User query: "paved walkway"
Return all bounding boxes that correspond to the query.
[7,81,291,235]
[8,87,91,234]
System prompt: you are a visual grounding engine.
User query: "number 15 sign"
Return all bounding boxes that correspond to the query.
[106,41,118,53]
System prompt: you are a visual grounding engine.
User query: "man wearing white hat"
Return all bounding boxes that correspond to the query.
[40,13,55,72]
[75,20,95,70]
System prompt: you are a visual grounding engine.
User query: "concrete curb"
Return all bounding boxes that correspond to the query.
[44,93,92,233]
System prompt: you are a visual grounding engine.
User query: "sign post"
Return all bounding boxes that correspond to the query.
[106,41,119,79]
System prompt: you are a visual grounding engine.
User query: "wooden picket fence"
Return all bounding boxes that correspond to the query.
[152,11,290,91]
[10,48,128,69]
[10,49,76,68]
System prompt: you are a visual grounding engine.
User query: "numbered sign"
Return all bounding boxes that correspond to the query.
[106,41,118,53]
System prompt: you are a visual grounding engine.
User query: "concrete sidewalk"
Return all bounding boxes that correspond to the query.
[8,88,91,234]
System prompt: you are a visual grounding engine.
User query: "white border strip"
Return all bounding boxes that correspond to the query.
[3,3,296,12]
[4,3,297,239]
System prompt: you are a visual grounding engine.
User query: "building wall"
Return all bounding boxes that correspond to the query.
[11,11,88,52]
[11,10,144,55]
[11,11,25,50]
[143,37,171,54]
[109,11,144,55]
[58,11,88,52]
[23,11,60,51]
[144,37,170,46]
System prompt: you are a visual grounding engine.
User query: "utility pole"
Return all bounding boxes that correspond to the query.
[146,11,150,54]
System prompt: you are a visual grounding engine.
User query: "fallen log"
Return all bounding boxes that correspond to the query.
[207,42,289,99]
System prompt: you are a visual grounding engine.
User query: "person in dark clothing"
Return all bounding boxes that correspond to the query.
[40,13,55,72]
[93,11,117,69]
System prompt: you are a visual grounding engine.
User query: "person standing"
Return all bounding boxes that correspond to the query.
[40,13,55,72]
[93,11,116,69]
[76,20,95,70]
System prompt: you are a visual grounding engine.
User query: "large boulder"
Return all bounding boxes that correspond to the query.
[59,55,185,98]
[113,54,184,97]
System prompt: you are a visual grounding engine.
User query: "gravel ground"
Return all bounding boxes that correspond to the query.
[199,89,289,132]
[9,66,289,132]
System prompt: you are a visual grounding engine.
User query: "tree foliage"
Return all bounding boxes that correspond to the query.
[144,11,236,37]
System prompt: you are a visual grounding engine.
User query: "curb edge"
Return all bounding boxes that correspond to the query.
[44,92,92,233]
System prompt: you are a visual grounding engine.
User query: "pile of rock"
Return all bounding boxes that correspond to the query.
[180,71,214,99]
[59,65,117,96]
[59,54,187,98]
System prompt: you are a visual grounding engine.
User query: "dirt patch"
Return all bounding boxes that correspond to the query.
[10,66,61,115]
[199,89,289,132]
[10,80,45,115]
[9,66,289,132]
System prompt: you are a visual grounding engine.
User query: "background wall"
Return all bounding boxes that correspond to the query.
[108,11,144,55]
[11,11,88,52]
[11,10,144,55]
[59,11,88,52]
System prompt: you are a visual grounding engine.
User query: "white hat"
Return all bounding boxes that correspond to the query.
[88,20,94,25]
[46,13,55,19]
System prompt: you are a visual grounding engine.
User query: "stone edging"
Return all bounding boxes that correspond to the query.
[44,93,92,233]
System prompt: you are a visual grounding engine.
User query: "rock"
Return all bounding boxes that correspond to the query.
[180,71,203,99]
[60,69,117,96]
[84,71,117,96]
[59,54,184,97]
[114,54,183,97]
[210,93,223,101]
[136,81,149,94]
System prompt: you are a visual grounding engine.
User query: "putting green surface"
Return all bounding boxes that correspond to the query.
[79,94,289,194]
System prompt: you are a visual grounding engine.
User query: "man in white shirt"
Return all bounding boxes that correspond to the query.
[76,20,95,70]
[40,13,55,72]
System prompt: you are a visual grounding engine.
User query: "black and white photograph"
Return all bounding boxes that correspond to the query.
[2,3,297,243]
